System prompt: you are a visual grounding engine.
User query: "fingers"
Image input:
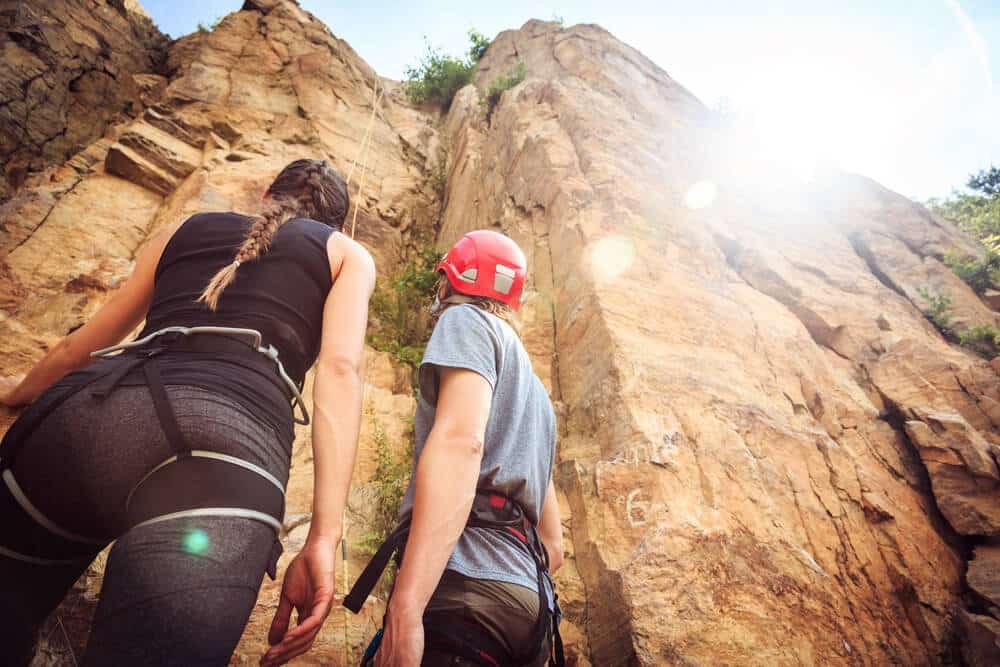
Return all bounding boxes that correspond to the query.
[262,631,319,666]
[262,592,333,665]
[267,593,294,646]
[283,590,332,642]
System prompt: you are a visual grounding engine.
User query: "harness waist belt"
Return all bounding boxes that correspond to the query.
[91,326,309,425]
[347,491,565,666]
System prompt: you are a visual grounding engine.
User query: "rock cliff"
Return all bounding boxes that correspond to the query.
[2,1,998,665]
[0,0,169,200]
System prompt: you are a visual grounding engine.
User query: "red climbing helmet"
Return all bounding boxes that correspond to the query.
[437,231,527,310]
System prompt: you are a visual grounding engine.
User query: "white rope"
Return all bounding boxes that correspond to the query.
[346,79,384,239]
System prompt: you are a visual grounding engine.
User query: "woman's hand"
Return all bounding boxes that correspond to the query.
[375,602,424,667]
[262,535,339,666]
[0,375,25,408]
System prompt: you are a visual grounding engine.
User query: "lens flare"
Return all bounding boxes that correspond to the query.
[183,529,211,555]
[685,181,717,210]
[589,235,635,281]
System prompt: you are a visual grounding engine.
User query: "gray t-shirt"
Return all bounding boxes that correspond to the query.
[398,304,556,592]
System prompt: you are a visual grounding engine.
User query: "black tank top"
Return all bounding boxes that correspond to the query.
[136,212,334,434]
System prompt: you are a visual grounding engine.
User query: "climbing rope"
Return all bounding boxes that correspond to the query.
[340,74,385,663]
[346,79,384,240]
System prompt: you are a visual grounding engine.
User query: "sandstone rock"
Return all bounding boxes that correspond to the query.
[132,73,168,106]
[105,116,202,195]
[967,544,1000,610]
[958,610,1000,667]
[0,0,168,199]
[904,410,1000,536]
[4,3,1000,665]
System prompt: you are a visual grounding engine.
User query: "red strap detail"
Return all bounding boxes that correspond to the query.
[489,494,505,509]
[507,526,526,542]
[478,650,501,667]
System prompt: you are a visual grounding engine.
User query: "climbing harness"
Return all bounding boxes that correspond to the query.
[91,325,309,425]
[0,326,299,576]
[346,491,565,667]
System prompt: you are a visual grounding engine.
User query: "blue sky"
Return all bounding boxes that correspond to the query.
[141,0,999,201]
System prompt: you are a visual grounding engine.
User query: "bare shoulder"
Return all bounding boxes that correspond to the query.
[325,232,375,283]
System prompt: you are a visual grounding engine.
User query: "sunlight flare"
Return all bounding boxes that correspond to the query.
[685,181,718,209]
[589,235,636,281]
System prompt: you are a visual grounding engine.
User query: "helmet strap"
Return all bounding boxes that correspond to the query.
[442,294,478,306]
[430,293,478,317]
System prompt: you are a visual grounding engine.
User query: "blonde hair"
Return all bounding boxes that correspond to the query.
[431,275,522,335]
[197,159,349,310]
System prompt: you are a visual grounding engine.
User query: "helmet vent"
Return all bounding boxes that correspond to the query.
[459,268,478,283]
[494,264,515,295]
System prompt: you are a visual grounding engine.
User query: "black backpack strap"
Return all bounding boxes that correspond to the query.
[344,524,409,613]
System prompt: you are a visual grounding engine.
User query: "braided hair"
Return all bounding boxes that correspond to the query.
[197,159,349,310]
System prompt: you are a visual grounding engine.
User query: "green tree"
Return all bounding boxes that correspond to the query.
[928,165,1000,252]
[968,165,1000,196]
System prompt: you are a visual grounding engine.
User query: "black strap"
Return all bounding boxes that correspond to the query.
[89,354,148,399]
[141,354,189,457]
[343,524,409,613]
[550,596,564,667]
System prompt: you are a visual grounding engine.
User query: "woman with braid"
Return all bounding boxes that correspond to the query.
[0,158,375,665]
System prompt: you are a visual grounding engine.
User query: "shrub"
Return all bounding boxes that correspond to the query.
[484,60,526,119]
[943,249,1000,295]
[917,286,953,336]
[196,16,222,33]
[404,30,492,109]
[368,246,440,367]
[467,29,491,61]
[959,324,1000,359]
[429,146,449,199]
[358,410,413,597]
[404,43,475,109]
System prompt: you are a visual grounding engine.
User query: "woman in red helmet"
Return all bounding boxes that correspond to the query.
[347,230,565,667]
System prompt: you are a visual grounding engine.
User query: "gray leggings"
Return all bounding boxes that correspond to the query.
[0,386,291,666]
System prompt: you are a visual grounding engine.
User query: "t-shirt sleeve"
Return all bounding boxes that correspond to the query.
[418,306,501,405]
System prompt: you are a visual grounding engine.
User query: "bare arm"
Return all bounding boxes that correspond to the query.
[309,236,375,542]
[537,479,564,573]
[2,223,177,407]
[376,366,491,666]
[264,234,375,666]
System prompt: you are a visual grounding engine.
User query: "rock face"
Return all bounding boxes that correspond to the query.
[0,0,169,200]
[2,2,1000,665]
[439,19,1000,666]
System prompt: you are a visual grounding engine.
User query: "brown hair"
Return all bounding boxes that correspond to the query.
[198,159,349,310]
[431,275,522,335]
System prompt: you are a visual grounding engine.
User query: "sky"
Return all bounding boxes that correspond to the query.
[141,0,1000,201]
